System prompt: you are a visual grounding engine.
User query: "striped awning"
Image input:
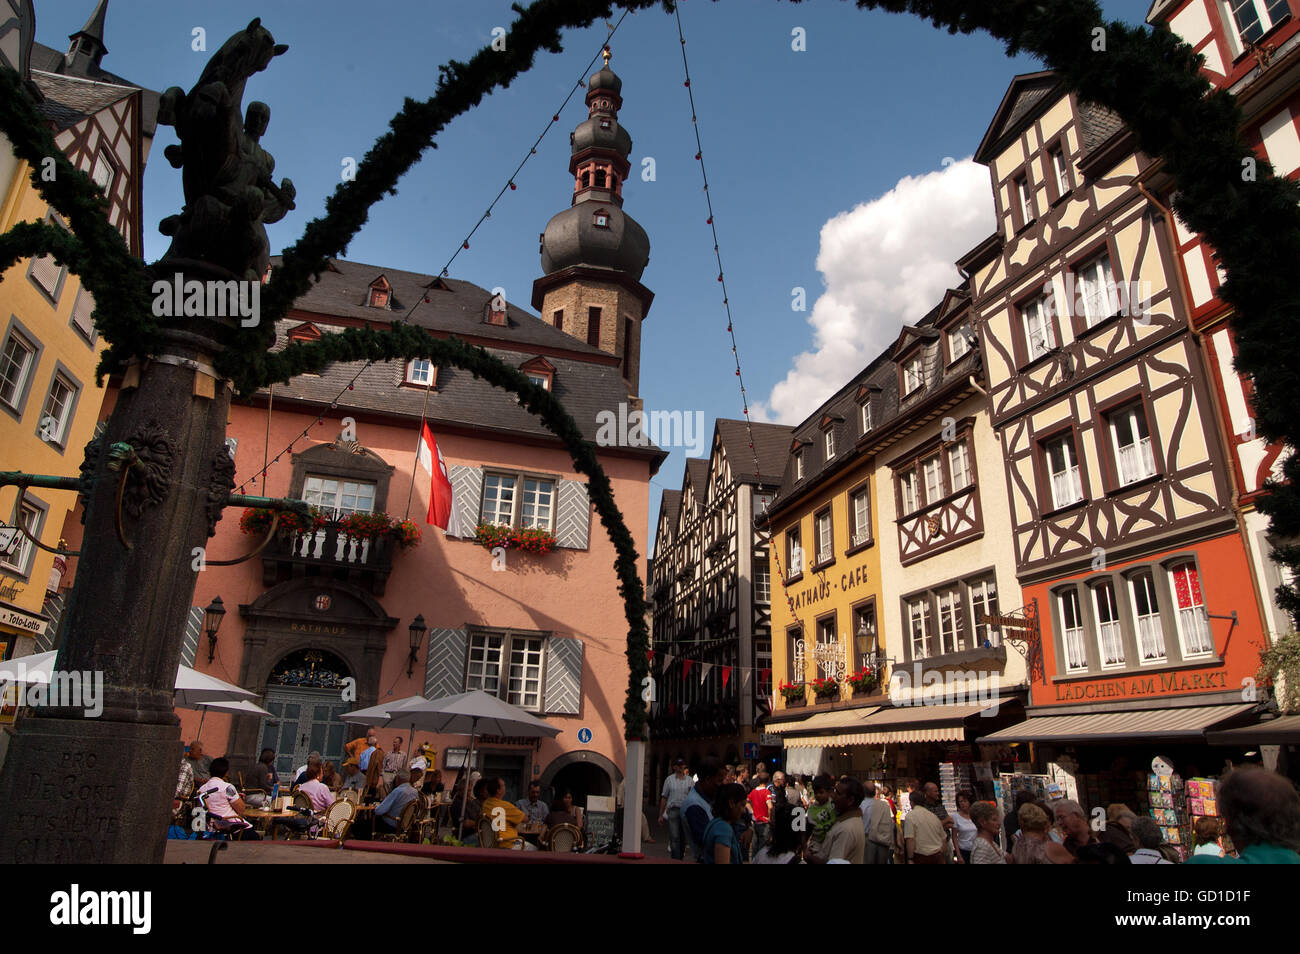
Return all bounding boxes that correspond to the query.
[776,703,1002,747]
[1206,713,1300,745]
[769,707,880,738]
[979,704,1256,743]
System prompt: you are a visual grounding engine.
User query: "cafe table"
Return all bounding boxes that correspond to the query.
[242,808,298,840]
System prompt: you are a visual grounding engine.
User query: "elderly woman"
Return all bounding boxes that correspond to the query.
[1011,803,1073,864]
[970,801,1007,864]
[1103,803,1139,854]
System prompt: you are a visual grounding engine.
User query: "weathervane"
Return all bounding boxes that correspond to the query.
[602,44,611,66]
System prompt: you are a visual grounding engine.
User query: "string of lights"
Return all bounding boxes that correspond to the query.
[233,15,631,498]
[671,4,800,651]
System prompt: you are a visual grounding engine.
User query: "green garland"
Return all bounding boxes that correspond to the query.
[1257,631,1300,714]
[6,0,1300,740]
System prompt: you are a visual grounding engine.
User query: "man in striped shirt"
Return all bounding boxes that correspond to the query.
[658,758,694,860]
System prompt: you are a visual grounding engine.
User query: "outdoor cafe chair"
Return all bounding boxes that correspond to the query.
[320,799,356,842]
[339,788,361,806]
[476,816,524,850]
[292,791,312,812]
[377,800,420,843]
[546,823,584,853]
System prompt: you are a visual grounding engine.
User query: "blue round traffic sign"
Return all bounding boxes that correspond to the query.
[577,727,592,744]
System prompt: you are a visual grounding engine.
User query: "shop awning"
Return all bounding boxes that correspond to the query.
[784,746,827,776]
[1206,714,1300,746]
[769,707,880,742]
[836,702,1006,745]
[979,704,1256,743]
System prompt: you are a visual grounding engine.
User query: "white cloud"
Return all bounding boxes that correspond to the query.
[752,158,995,425]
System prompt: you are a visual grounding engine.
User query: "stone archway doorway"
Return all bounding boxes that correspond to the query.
[257,648,353,779]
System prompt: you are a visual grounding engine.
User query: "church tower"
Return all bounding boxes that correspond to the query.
[532,49,653,397]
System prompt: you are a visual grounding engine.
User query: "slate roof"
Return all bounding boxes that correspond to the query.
[1078,101,1126,155]
[264,258,663,460]
[30,42,158,135]
[715,418,793,485]
[31,70,134,130]
[975,70,1127,166]
[657,489,682,535]
[275,256,612,359]
[685,458,709,504]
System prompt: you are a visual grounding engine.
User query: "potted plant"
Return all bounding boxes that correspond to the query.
[473,522,558,554]
[389,518,423,550]
[810,676,840,701]
[238,506,326,536]
[339,510,394,540]
[778,680,806,707]
[847,666,879,697]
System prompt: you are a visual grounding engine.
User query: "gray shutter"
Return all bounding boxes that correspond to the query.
[556,479,590,550]
[543,635,584,715]
[425,628,468,699]
[36,593,65,654]
[180,605,203,668]
[446,465,482,538]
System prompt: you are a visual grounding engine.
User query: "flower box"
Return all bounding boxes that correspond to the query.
[474,522,558,554]
[810,677,840,701]
[778,680,806,705]
[846,667,879,697]
[239,506,327,536]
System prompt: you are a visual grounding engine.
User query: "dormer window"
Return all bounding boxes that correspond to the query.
[795,449,804,481]
[825,428,836,460]
[948,322,974,361]
[520,356,556,392]
[904,354,924,395]
[406,359,436,387]
[367,276,391,308]
[286,322,322,343]
[861,400,872,433]
[593,210,610,228]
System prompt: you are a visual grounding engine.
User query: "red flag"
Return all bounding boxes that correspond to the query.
[721,666,732,689]
[683,659,695,679]
[418,423,454,529]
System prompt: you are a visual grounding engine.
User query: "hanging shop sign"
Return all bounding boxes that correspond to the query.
[1051,670,1228,701]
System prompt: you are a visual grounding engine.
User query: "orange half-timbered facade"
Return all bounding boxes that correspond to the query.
[968,71,1268,735]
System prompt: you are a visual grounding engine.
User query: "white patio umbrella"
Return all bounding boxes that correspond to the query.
[177,696,273,738]
[342,695,432,772]
[174,665,258,707]
[0,650,56,687]
[375,691,561,841]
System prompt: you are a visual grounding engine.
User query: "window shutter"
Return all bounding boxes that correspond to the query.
[180,606,204,668]
[30,254,62,297]
[556,479,590,549]
[543,635,584,715]
[446,465,482,538]
[37,593,66,654]
[424,628,468,699]
[72,288,96,339]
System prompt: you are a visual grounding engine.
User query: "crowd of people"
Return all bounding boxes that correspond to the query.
[657,757,1300,865]
[173,727,587,849]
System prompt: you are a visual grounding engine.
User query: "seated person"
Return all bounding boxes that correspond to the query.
[196,757,260,840]
[340,758,366,794]
[515,781,549,826]
[297,765,335,814]
[374,768,423,835]
[320,761,340,791]
[421,768,445,798]
[293,754,322,788]
[454,777,488,835]
[481,776,534,850]
[544,789,580,830]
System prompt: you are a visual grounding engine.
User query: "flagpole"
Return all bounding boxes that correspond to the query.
[404,380,434,520]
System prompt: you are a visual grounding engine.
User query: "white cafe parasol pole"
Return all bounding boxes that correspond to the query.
[456,716,480,843]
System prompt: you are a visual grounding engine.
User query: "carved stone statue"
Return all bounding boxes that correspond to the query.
[155,18,293,281]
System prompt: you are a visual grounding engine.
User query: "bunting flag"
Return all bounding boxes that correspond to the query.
[662,653,675,670]
[761,668,771,684]
[741,669,752,688]
[682,658,694,679]
[699,662,714,684]
[646,649,655,663]
[722,665,732,688]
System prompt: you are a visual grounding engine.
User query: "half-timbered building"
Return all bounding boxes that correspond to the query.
[967,71,1268,758]
[647,419,790,785]
[1148,0,1300,642]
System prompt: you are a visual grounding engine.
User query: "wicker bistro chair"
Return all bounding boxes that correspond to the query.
[292,791,312,812]
[545,823,584,853]
[376,800,420,843]
[319,799,356,842]
[476,815,524,850]
[339,789,361,806]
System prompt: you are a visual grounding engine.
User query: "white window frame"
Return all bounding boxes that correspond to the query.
[815,509,832,565]
[1130,571,1167,664]
[922,453,945,506]
[1051,147,1070,196]
[1058,587,1089,673]
[795,449,804,481]
[947,440,972,493]
[824,428,835,460]
[302,476,377,519]
[1076,253,1120,328]
[1092,580,1126,669]
[38,372,76,446]
[907,596,932,660]
[506,634,545,710]
[1169,562,1214,658]
[1046,434,1084,509]
[1016,174,1034,224]
[520,477,555,531]
[0,499,42,576]
[405,359,434,386]
[860,400,872,433]
[904,355,924,395]
[1022,295,1056,361]
[899,469,918,515]
[480,473,517,526]
[787,527,802,578]
[969,575,1000,648]
[526,371,550,391]
[936,586,963,655]
[948,323,973,361]
[1110,403,1157,486]
[91,148,116,193]
[850,487,870,548]
[754,564,771,603]
[0,328,37,412]
[815,616,839,680]
[1222,0,1292,55]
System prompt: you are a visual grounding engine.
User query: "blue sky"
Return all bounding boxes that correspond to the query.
[35,0,1146,542]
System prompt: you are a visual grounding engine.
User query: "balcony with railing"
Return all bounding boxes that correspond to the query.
[261,521,397,596]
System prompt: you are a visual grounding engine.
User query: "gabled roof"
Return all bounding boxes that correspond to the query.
[658,489,682,532]
[29,41,158,135]
[974,70,1062,165]
[891,323,940,360]
[30,69,134,130]
[685,458,709,500]
[715,419,792,486]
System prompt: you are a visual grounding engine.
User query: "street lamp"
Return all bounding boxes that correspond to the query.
[407,614,427,676]
[203,596,226,663]
[855,615,877,668]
